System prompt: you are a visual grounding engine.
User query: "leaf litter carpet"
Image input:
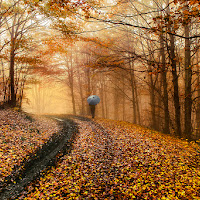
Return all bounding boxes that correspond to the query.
[19,118,200,200]
[0,109,60,184]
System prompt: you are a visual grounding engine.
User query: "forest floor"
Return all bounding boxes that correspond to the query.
[0,109,77,199]
[0,110,200,199]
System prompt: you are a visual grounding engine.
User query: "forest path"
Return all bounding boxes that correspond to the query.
[0,117,78,200]
[2,116,199,199]
[20,116,199,199]
[70,116,117,189]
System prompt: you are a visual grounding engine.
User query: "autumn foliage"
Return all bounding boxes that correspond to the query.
[19,118,200,199]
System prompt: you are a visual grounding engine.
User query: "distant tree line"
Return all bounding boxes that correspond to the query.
[1,0,200,141]
[62,0,200,141]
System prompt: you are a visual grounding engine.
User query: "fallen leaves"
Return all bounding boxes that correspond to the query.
[0,109,60,184]
[18,118,200,199]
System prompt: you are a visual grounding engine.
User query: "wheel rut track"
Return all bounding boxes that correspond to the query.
[69,115,115,161]
[0,115,115,199]
[70,116,116,188]
[0,118,78,200]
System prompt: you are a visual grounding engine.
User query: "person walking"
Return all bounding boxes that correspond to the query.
[87,95,100,119]
[89,105,96,118]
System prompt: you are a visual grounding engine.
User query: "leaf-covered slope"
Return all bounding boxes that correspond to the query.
[19,118,200,200]
[0,109,60,184]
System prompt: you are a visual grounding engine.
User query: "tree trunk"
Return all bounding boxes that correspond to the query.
[86,68,91,115]
[71,85,76,115]
[148,66,157,129]
[78,69,85,115]
[69,53,76,115]
[19,75,26,109]
[69,73,76,115]
[1,60,7,103]
[9,40,16,107]
[135,83,141,124]
[104,79,109,118]
[113,73,119,120]
[166,0,181,137]
[130,63,137,124]
[195,35,200,139]
[184,22,192,140]
[122,73,126,121]
[160,34,170,134]
[170,35,182,137]
[196,73,200,139]
[100,73,105,118]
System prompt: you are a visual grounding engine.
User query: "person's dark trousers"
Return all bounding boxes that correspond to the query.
[90,105,95,118]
